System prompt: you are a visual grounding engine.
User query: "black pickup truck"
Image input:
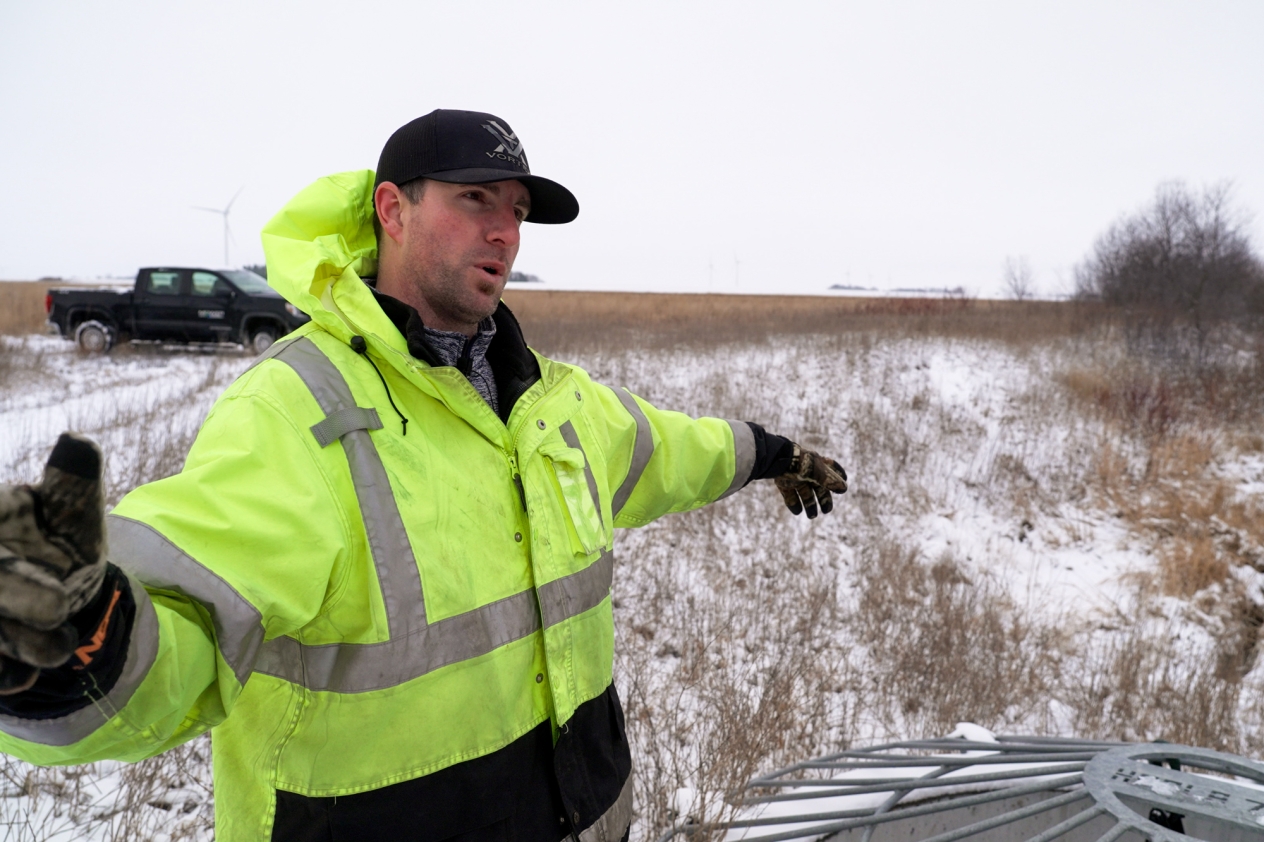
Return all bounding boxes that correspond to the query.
[46,267,309,354]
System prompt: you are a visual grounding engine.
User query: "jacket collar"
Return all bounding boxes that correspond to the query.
[370,286,540,423]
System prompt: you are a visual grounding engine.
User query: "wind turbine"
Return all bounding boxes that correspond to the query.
[193,186,244,267]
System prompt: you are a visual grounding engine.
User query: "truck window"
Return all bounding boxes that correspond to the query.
[191,272,230,297]
[145,271,182,295]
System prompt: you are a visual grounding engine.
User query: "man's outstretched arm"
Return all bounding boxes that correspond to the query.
[580,377,847,527]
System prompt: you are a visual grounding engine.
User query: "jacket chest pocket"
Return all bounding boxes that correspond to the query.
[538,439,606,556]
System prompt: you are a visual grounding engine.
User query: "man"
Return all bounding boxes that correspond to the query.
[0,110,847,842]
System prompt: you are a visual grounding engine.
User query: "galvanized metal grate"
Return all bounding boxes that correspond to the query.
[657,733,1264,842]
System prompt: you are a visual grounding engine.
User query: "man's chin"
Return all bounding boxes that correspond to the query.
[473,280,507,309]
[460,292,503,324]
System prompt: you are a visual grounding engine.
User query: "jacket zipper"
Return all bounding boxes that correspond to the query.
[512,474,527,512]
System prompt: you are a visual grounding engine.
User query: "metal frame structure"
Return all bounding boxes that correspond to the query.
[656,735,1264,842]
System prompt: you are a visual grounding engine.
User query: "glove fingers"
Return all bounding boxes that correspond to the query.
[775,481,804,516]
[801,488,819,519]
[0,658,40,696]
[38,434,106,574]
[805,456,839,488]
[0,486,44,556]
[817,459,847,493]
[817,488,833,515]
[829,460,848,492]
[0,618,77,669]
[0,550,71,629]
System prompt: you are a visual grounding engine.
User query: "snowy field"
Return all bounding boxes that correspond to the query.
[0,317,1262,841]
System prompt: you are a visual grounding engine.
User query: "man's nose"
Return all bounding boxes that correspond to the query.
[486,204,521,248]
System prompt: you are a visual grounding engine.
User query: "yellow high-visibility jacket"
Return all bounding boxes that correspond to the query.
[0,170,756,841]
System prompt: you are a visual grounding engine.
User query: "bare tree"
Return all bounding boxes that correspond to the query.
[1002,256,1036,301]
[1074,182,1264,337]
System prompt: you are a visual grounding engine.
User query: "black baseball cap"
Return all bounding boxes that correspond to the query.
[374,109,579,224]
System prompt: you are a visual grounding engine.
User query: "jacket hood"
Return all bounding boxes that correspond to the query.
[260,170,407,357]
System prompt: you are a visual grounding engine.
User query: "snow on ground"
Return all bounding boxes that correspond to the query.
[578,334,1156,632]
[0,326,1260,840]
[0,335,254,503]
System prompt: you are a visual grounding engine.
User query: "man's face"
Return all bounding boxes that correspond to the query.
[393,179,531,330]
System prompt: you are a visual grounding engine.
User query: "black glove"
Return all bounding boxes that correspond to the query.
[0,434,107,694]
[773,443,848,519]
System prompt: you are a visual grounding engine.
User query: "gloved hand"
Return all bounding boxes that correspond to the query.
[774,443,848,519]
[0,434,107,694]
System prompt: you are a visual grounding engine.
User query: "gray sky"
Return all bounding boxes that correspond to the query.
[2,1,1261,296]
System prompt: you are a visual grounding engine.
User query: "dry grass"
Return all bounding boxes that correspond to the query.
[0,340,53,394]
[1065,589,1263,753]
[0,282,59,336]
[1076,353,1264,603]
[614,500,855,838]
[849,541,1067,739]
[502,288,1101,354]
[1049,326,1264,756]
[537,295,1264,836]
[0,343,248,506]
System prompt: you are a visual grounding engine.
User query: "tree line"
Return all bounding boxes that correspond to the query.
[1074,182,1264,335]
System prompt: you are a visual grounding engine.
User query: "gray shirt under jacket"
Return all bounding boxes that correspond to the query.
[421,319,499,414]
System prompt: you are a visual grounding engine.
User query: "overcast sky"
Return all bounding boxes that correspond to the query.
[2,1,1261,296]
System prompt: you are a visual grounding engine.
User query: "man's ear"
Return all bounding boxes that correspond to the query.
[375,182,407,245]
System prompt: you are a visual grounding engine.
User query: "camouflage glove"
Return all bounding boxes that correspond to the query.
[774,443,848,519]
[0,434,107,694]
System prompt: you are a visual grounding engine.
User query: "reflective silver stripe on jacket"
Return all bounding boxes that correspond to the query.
[611,390,654,518]
[537,550,614,629]
[578,770,634,842]
[255,336,612,694]
[255,588,543,694]
[717,420,757,500]
[109,515,264,686]
[268,337,426,640]
[0,570,160,746]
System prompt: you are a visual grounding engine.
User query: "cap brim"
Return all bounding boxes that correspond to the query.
[425,168,579,224]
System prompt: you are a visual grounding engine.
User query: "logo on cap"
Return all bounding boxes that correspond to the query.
[482,121,529,172]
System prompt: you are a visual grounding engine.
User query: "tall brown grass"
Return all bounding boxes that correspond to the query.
[0,282,57,336]
[503,288,1100,354]
[1071,336,1264,605]
[850,541,1066,739]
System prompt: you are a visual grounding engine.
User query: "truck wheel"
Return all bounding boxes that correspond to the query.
[249,327,277,355]
[75,320,114,354]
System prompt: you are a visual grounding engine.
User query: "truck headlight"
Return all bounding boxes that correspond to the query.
[285,303,302,317]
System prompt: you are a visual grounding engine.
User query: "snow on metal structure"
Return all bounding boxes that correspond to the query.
[657,728,1264,842]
